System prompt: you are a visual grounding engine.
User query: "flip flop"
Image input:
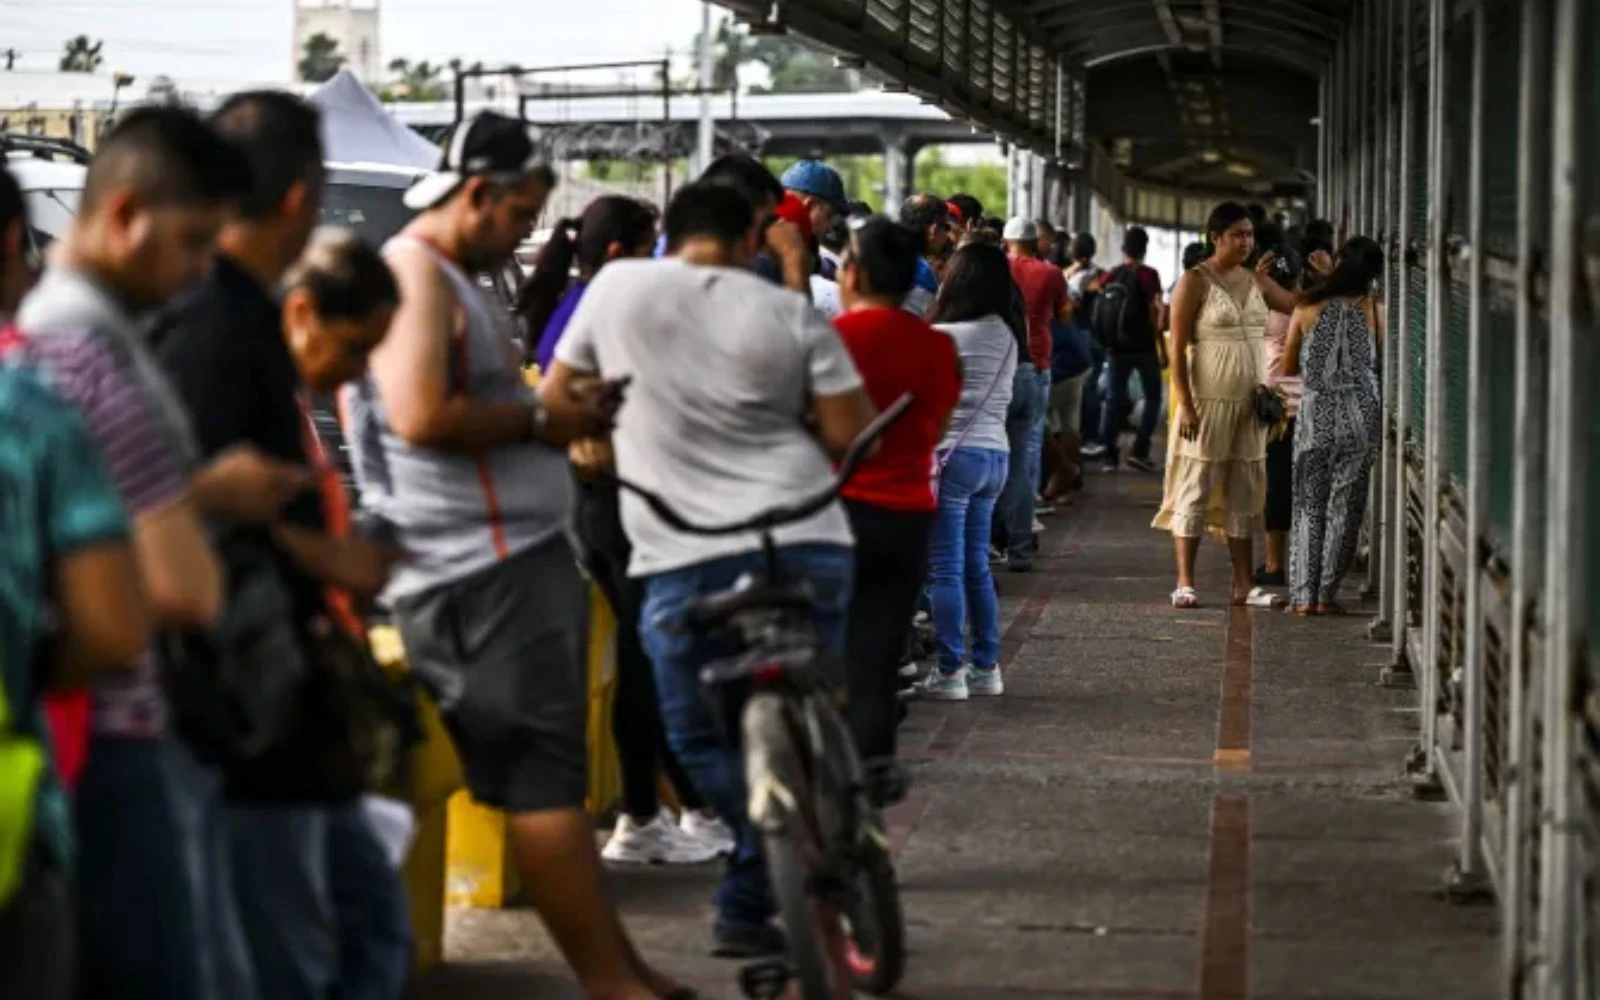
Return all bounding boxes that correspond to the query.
[1172,586,1199,609]
[1239,587,1285,609]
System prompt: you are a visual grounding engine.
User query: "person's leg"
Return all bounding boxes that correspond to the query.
[1099,355,1134,464]
[1026,367,1051,499]
[0,846,75,1000]
[395,543,659,999]
[1261,417,1295,582]
[163,738,258,1000]
[964,450,1009,692]
[326,803,411,1000]
[75,736,203,1000]
[1290,445,1333,611]
[1318,452,1373,608]
[227,805,338,1000]
[1131,352,1164,464]
[1001,364,1039,568]
[927,451,978,678]
[1174,534,1202,592]
[1226,534,1255,603]
[1080,352,1106,456]
[845,501,931,763]
[641,553,780,956]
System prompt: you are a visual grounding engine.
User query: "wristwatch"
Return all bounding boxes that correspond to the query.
[527,400,550,443]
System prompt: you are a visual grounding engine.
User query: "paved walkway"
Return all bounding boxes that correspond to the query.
[416,469,1499,999]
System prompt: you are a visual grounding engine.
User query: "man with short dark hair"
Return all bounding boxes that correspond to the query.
[898,193,952,315]
[151,90,406,1000]
[7,105,256,1000]
[1091,225,1165,472]
[948,193,984,236]
[544,180,877,960]
[780,158,848,271]
[700,152,811,292]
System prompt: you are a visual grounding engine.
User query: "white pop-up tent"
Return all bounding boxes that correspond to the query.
[308,69,439,169]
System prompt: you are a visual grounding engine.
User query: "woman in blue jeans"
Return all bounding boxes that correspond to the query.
[914,244,1022,700]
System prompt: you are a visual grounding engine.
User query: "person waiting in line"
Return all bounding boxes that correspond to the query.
[1090,226,1166,474]
[1045,284,1093,502]
[0,167,150,1000]
[913,244,1020,702]
[948,193,984,240]
[521,195,734,867]
[543,181,877,961]
[779,159,848,278]
[1280,237,1385,615]
[1256,245,1309,590]
[345,111,683,1000]
[1000,217,1069,571]
[1064,232,1108,455]
[1155,202,1299,609]
[898,193,954,315]
[831,215,960,795]
[689,154,813,296]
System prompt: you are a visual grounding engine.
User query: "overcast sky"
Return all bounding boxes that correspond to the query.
[0,0,712,81]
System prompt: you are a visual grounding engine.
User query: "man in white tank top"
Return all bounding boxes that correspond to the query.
[357,113,672,999]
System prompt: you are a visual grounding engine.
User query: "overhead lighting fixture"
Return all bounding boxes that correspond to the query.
[1225,162,1257,178]
[1201,149,1222,163]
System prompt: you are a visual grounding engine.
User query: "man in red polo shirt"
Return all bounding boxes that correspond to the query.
[1001,217,1070,571]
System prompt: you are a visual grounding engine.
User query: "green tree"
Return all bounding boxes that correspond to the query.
[297,33,344,83]
[59,35,104,73]
[915,148,1007,219]
[695,17,859,95]
[383,58,448,102]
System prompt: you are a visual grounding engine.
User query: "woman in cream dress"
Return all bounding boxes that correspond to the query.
[1155,203,1299,607]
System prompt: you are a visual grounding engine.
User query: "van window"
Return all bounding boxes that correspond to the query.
[23,188,81,243]
[322,182,415,246]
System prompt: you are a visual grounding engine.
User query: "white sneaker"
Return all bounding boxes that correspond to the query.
[679,810,736,857]
[1032,517,1047,534]
[898,661,920,679]
[602,812,718,865]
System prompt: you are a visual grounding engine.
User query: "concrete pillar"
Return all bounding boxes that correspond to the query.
[883,133,909,214]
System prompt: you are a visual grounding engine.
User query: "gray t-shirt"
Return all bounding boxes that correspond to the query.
[935,316,1017,455]
[556,258,863,578]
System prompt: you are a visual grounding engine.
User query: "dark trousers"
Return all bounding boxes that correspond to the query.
[1099,350,1163,462]
[843,499,933,762]
[573,475,705,820]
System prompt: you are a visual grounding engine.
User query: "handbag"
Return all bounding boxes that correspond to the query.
[1251,383,1291,441]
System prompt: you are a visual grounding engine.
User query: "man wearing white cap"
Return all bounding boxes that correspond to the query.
[1001,216,1070,571]
[348,111,687,1000]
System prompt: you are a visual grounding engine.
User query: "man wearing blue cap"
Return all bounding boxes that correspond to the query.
[780,159,848,278]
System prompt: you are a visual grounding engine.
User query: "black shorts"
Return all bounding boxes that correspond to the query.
[392,537,589,813]
[1265,416,1296,532]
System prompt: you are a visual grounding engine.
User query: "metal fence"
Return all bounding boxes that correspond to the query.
[1325,0,1598,995]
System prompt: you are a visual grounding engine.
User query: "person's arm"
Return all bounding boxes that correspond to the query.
[1052,270,1073,324]
[38,410,149,684]
[765,218,812,294]
[1282,305,1311,378]
[1251,255,1300,315]
[1366,293,1386,355]
[1168,271,1206,442]
[368,245,544,453]
[800,304,876,460]
[274,526,395,599]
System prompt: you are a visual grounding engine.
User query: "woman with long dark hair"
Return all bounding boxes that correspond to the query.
[523,195,733,865]
[1280,236,1385,614]
[911,244,1020,701]
[1155,201,1299,608]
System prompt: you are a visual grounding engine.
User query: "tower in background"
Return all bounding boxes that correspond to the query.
[293,0,381,83]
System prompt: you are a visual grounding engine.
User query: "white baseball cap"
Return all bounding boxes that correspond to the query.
[403,111,551,211]
[1002,217,1038,242]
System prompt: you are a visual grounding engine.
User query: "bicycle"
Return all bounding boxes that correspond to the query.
[614,394,914,1000]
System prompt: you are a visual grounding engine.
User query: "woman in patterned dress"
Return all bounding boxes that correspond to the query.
[1280,237,1386,614]
[1155,203,1300,608]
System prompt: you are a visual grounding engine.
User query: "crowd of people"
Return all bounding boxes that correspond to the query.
[0,89,1386,1000]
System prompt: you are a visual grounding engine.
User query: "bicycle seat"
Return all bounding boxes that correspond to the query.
[681,574,815,631]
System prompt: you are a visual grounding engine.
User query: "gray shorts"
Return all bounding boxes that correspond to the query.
[1047,372,1089,435]
[392,538,588,813]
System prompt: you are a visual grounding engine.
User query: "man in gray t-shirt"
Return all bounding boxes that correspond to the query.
[545,181,877,957]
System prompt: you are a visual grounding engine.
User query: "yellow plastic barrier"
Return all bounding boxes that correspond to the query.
[371,578,624,971]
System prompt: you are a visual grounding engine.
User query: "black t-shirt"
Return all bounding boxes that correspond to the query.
[150,255,325,604]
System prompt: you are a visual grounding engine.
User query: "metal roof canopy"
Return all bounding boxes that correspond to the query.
[709,1,1352,216]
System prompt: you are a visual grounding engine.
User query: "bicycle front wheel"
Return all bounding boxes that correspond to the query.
[743,693,852,1000]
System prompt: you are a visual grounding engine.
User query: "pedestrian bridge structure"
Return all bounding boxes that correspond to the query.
[413,2,1597,998]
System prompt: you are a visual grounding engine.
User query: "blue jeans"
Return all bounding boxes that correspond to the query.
[641,543,854,936]
[227,802,409,1000]
[75,737,201,1000]
[930,447,1009,673]
[1000,362,1043,561]
[165,740,258,1000]
[1099,351,1164,462]
[1025,367,1051,497]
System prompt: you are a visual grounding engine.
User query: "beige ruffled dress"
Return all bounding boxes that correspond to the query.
[1153,270,1270,540]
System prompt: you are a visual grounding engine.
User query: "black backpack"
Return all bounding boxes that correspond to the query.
[1091,265,1154,353]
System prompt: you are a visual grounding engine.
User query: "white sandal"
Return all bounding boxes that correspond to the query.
[1171,586,1199,608]
[1241,586,1285,609]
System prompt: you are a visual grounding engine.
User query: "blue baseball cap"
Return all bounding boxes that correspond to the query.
[780,159,847,212]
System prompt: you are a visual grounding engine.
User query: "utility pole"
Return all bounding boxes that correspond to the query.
[3,49,17,71]
[694,1,714,176]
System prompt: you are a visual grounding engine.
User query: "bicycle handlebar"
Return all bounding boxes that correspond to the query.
[613,392,915,538]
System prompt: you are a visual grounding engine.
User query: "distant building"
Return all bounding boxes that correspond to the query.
[294,0,382,84]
